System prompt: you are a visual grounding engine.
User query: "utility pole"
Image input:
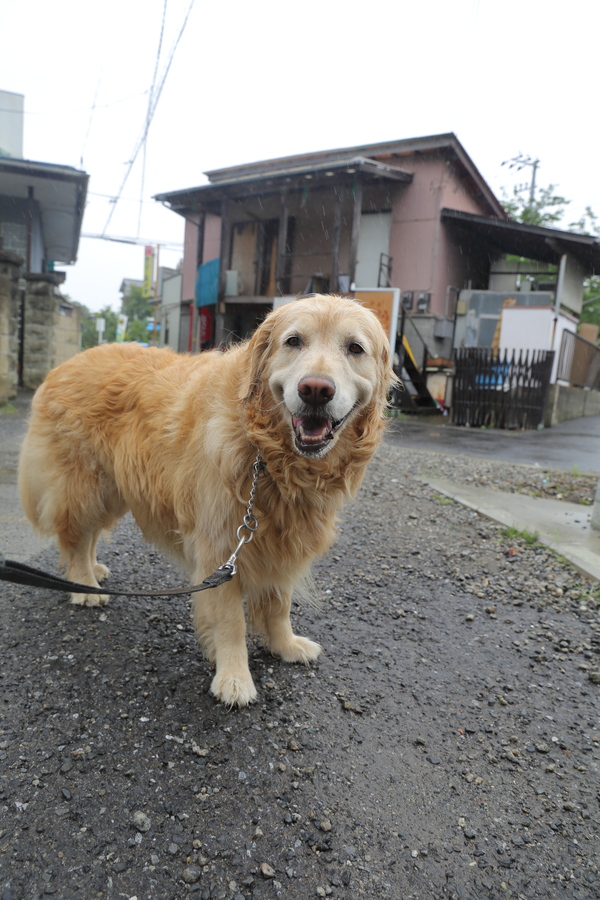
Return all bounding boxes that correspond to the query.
[501,154,540,204]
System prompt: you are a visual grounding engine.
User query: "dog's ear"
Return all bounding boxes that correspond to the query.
[367,315,399,402]
[238,314,275,403]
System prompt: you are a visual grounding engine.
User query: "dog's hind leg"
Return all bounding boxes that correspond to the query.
[192,578,257,707]
[259,590,322,664]
[55,488,127,607]
[58,528,110,607]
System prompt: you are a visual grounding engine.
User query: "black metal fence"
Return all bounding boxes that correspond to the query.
[452,347,555,429]
[556,329,600,390]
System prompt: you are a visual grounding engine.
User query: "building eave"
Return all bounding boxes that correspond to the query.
[0,157,88,264]
[441,207,600,273]
[154,156,413,214]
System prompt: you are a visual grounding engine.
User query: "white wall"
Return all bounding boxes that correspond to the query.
[556,253,586,317]
[499,305,577,383]
[160,272,182,351]
[354,213,392,288]
[0,90,24,158]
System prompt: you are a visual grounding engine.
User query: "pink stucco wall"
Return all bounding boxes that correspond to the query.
[177,151,497,317]
[181,213,223,302]
[182,217,199,302]
[203,213,221,263]
[386,154,493,316]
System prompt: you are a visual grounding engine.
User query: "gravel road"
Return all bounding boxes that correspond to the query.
[1,403,599,900]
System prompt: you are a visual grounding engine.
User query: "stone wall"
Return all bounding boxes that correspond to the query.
[53,301,81,369]
[0,249,22,403]
[22,274,81,390]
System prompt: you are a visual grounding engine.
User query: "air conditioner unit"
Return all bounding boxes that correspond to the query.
[225,270,241,297]
[402,291,414,311]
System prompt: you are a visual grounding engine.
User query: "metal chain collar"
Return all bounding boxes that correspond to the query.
[223,452,263,575]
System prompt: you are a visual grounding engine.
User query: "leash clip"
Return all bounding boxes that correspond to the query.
[220,451,263,577]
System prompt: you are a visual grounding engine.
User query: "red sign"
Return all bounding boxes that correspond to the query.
[200,306,213,347]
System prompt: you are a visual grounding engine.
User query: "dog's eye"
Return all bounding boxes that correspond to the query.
[348,341,365,355]
[285,335,302,349]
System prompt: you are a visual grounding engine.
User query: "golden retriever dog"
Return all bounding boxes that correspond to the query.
[18,294,396,706]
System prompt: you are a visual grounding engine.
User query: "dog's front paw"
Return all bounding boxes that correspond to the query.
[69,592,109,607]
[93,563,110,582]
[272,635,322,665]
[210,670,257,708]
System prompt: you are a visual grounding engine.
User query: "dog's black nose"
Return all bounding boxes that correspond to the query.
[297,376,336,406]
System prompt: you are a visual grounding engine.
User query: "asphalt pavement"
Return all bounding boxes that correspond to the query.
[387,412,600,582]
[386,412,600,473]
[1,393,600,900]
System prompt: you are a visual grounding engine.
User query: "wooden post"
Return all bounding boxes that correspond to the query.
[218,197,232,301]
[330,185,343,294]
[196,211,205,267]
[348,177,363,289]
[254,220,265,295]
[275,190,289,296]
[215,198,232,347]
[191,211,205,353]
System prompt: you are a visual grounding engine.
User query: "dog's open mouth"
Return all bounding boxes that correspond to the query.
[292,413,348,455]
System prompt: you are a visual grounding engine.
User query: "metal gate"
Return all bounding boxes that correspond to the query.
[452,348,555,429]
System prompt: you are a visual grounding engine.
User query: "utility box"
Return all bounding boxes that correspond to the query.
[434,316,454,339]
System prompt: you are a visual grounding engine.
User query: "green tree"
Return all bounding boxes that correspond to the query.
[580,277,600,330]
[68,300,108,350]
[122,284,154,322]
[87,305,118,345]
[125,319,150,343]
[502,176,600,315]
[80,308,98,349]
[501,184,570,227]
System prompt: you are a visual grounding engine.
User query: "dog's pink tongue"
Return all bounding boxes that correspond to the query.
[293,416,332,443]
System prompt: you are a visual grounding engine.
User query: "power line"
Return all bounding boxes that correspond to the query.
[138,0,168,239]
[80,70,103,170]
[81,232,183,250]
[102,0,196,238]
[89,190,155,203]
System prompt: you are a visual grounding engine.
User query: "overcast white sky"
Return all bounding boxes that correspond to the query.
[2,0,599,312]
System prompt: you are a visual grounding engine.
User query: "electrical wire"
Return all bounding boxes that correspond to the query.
[102,0,196,238]
[80,70,103,170]
[138,0,168,238]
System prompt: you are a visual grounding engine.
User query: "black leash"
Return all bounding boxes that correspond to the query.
[1,452,264,600]
[0,554,234,597]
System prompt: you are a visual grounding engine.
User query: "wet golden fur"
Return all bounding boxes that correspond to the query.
[18,294,396,706]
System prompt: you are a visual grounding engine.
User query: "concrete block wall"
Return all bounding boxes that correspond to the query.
[544,382,600,428]
[0,249,23,404]
[53,304,81,368]
[22,274,81,390]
